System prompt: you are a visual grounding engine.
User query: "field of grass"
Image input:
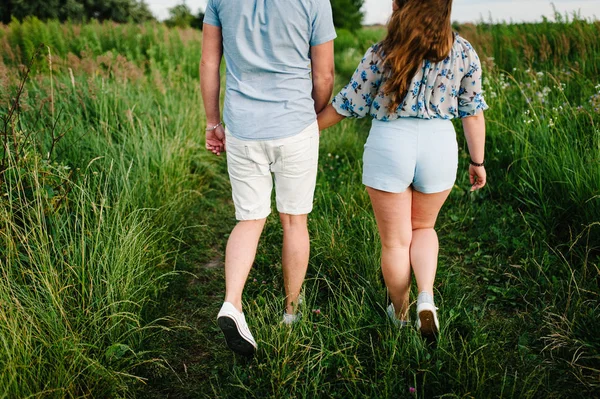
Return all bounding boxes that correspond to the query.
[0,14,598,398]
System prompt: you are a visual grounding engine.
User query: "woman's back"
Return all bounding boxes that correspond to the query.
[331,33,488,121]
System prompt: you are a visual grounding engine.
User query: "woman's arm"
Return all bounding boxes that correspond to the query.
[318,45,383,132]
[461,112,486,191]
[317,104,346,130]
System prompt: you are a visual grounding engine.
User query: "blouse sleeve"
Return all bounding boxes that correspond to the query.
[458,43,489,118]
[332,45,384,118]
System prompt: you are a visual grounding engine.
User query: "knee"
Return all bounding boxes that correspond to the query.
[280,213,308,230]
[381,232,412,251]
[411,226,437,237]
[411,219,436,231]
[237,218,267,229]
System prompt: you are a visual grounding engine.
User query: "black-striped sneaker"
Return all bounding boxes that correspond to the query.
[217,302,257,357]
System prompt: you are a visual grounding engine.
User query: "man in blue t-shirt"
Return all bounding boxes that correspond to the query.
[201,0,336,357]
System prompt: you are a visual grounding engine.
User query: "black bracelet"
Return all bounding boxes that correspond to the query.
[469,159,485,167]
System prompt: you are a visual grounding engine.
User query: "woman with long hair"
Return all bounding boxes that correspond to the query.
[317,0,488,338]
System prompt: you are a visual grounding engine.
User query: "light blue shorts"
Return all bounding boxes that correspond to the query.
[362,118,458,194]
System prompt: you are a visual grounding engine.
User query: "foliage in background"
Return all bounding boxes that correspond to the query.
[164,2,204,30]
[0,18,202,78]
[457,14,600,78]
[331,0,365,31]
[0,0,153,24]
[0,0,362,30]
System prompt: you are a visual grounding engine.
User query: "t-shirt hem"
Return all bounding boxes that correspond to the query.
[203,19,221,28]
[225,119,318,141]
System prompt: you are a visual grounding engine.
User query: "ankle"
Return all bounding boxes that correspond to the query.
[224,298,243,313]
[417,291,436,306]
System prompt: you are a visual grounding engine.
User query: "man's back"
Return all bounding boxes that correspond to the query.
[204,0,336,140]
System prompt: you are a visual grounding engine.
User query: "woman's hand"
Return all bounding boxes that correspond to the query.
[469,164,486,191]
[461,112,486,191]
[317,104,346,131]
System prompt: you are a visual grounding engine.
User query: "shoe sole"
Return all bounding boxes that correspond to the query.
[418,310,438,338]
[217,316,256,358]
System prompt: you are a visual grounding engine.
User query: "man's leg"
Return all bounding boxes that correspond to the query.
[224,218,267,312]
[270,121,320,320]
[280,213,309,315]
[218,130,271,356]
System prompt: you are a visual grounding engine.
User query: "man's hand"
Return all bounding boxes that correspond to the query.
[206,125,226,156]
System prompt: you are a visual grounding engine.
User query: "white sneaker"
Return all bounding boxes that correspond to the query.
[282,293,304,325]
[282,311,302,325]
[386,303,409,328]
[416,292,439,337]
[217,302,257,357]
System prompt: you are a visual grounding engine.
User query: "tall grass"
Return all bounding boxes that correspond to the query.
[0,17,202,78]
[0,34,224,396]
[457,13,600,78]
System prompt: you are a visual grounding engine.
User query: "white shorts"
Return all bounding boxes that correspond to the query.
[362,118,458,194]
[225,121,319,220]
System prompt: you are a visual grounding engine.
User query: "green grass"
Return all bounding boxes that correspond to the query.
[0,16,599,398]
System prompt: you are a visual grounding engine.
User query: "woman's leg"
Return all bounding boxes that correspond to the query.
[410,189,452,296]
[367,186,413,320]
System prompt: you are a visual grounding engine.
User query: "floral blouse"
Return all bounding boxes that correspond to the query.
[332,34,489,120]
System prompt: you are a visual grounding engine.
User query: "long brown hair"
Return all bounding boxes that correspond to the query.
[379,0,454,110]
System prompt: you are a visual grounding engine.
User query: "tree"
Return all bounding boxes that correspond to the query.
[331,0,364,31]
[164,2,204,30]
[76,0,154,23]
[0,0,154,24]
[164,3,194,28]
[190,9,205,30]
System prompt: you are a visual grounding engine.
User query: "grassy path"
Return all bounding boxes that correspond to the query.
[138,119,595,398]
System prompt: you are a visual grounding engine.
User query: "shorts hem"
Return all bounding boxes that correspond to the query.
[362,176,410,193]
[235,210,271,221]
[411,183,455,194]
[276,206,313,216]
[363,176,455,194]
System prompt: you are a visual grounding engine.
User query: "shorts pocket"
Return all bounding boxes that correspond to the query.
[226,142,252,165]
[281,135,316,174]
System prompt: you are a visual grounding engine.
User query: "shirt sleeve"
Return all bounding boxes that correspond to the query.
[310,0,337,46]
[203,0,221,28]
[458,43,489,118]
[332,46,384,119]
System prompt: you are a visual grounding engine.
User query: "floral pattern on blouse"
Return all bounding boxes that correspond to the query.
[332,34,489,120]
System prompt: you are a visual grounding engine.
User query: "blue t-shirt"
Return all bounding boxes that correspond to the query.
[204,0,336,140]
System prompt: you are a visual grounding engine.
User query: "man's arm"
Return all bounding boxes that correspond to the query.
[200,23,225,155]
[310,40,335,114]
